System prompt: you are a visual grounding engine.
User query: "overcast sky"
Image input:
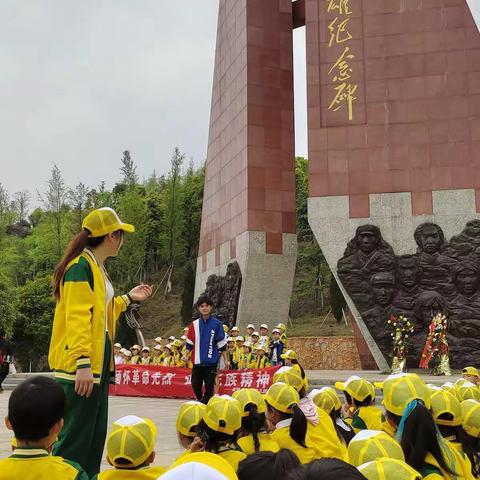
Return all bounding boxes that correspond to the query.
[0,1,308,202]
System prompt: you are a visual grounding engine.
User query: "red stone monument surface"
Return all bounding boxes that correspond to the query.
[197,0,480,370]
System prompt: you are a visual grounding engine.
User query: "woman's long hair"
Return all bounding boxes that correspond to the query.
[387,402,456,476]
[52,229,105,300]
[241,404,267,452]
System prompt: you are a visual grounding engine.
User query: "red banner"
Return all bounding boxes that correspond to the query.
[111,365,280,399]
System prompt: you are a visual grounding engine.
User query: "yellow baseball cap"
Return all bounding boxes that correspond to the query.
[441,382,456,393]
[382,373,431,417]
[348,430,405,467]
[106,415,156,469]
[273,366,304,393]
[223,325,229,333]
[204,396,242,436]
[280,349,297,360]
[455,378,467,388]
[456,382,480,402]
[165,452,237,480]
[276,323,286,331]
[357,458,421,480]
[335,375,375,402]
[173,339,183,348]
[461,399,480,438]
[265,382,300,414]
[232,388,267,417]
[176,401,206,438]
[82,207,135,238]
[310,387,341,413]
[430,387,462,427]
[463,366,479,377]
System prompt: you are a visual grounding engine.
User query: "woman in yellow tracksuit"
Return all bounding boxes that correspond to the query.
[48,208,152,477]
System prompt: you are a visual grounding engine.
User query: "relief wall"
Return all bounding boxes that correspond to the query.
[338,220,480,368]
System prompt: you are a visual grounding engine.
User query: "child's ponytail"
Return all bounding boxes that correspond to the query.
[244,403,262,452]
[290,404,308,448]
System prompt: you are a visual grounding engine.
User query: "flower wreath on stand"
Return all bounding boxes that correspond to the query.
[386,315,414,374]
[419,313,451,376]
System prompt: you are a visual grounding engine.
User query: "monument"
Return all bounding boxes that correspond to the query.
[196,0,480,370]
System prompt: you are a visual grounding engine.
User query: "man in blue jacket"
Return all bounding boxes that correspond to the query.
[185,295,229,403]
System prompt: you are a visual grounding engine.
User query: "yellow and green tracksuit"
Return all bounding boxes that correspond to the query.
[48,248,130,477]
[93,466,166,479]
[238,353,252,370]
[349,405,383,432]
[280,333,288,349]
[0,448,89,480]
[237,433,280,455]
[252,356,270,369]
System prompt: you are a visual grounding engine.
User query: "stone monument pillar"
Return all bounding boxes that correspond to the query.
[195,0,297,327]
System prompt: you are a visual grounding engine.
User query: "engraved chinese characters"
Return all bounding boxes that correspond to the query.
[337,222,480,368]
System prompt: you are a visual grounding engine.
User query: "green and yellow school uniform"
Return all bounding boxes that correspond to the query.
[217,447,247,472]
[48,249,131,477]
[252,356,270,369]
[280,333,288,349]
[422,448,475,480]
[291,363,309,392]
[350,405,383,432]
[237,433,279,456]
[238,353,252,370]
[93,466,166,479]
[0,448,88,480]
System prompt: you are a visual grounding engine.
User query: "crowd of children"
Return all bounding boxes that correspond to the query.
[2,362,480,479]
[113,322,290,370]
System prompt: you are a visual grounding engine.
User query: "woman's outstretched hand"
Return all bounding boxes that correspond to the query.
[129,284,154,302]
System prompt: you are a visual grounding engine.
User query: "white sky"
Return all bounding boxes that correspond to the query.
[0,1,308,202]
[467,0,480,31]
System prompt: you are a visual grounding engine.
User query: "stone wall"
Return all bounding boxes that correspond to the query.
[288,336,362,370]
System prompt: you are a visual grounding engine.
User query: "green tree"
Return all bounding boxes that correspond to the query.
[12,275,55,371]
[0,274,18,336]
[180,260,196,325]
[120,150,139,187]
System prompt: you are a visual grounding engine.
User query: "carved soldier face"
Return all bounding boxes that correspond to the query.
[455,269,480,296]
[356,231,378,254]
[418,225,442,254]
[398,258,420,288]
[372,282,395,307]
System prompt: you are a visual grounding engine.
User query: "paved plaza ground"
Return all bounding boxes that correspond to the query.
[0,391,186,470]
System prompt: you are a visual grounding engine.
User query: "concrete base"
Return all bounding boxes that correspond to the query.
[308,189,480,371]
[195,231,297,328]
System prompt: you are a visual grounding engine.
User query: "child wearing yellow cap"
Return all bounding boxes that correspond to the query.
[131,345,141,365]
[265,382,317,464]
[335,376,383,432]
[238,342,253,370]
[252,345,271,369]
[281,350,309,392]
[140,347,151,365]
[462,367,480,386]
[273,367,348,462]
[382,373,473,479]
[93,415,165,479]
[310,387,355,446]
[276,323,288,349]
[232,389,280,455]
[151,345,163,365]
[162,344,175,366]
[193,395,246,471]
[176,401,207,453]
[461,399,480,477]
[0,376,89,480]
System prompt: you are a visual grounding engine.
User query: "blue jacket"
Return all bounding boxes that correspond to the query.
[269,339,285,363]
[186,316,227,366]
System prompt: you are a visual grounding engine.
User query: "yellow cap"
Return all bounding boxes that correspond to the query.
[463,366,479,378]
[265,382,300,414]
[82,207,135,238]
[430,387,462,427]
[106,415,156,469]
[166,452,237,480]
[223,325,229,333]
[358,458,421,480]
[456,382,480,402]
[382,373,431,417]
[273,366,304,393]
[310,387,342,413]
[461,399,480,438]
[455,378,467,388]
[348,430,405,467]
[280,349,297,360]
[172,339,183,348]
[176,401,206,438]
[276,323,287,331]
[232,388,267,417]
[335,375,376,402]
[441,382,456,393]
[204,396,242,436]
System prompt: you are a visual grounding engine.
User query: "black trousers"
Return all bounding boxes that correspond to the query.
[0,369,7,391]
[191,365,218,404]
